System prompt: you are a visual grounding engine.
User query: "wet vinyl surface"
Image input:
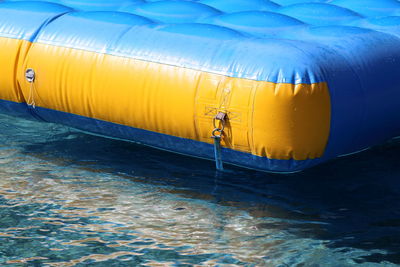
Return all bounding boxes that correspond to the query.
[0,113,399,266]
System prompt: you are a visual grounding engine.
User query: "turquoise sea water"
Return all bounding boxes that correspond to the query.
[0,113,399,266]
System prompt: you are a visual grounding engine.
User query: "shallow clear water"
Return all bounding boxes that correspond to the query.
[0,114,399,266]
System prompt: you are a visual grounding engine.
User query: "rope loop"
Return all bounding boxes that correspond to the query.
[211,111,228,171]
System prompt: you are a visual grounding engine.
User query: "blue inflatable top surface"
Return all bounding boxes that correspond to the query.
[0,0,399,84]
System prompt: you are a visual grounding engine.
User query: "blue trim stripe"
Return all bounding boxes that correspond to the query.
[0,99,321,173]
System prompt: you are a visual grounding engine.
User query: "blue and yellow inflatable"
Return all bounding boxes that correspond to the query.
[0,0,399,172]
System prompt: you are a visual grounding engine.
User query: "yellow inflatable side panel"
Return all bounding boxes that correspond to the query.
[253,83,331,160]
[18,42,331,160]
[0,37,30,103]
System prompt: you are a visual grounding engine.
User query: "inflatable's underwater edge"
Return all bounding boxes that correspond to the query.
[0,0,399,172]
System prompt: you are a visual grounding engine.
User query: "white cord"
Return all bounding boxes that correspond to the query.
[27,81,36,109]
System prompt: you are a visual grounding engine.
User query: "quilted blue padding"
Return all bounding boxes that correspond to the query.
[0,1,73,40]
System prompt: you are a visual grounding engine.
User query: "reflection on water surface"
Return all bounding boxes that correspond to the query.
[0,114,399,266]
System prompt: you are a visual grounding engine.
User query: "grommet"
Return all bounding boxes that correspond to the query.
[25,68,35,83]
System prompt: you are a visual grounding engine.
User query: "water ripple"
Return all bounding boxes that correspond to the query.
[0,114,399,266]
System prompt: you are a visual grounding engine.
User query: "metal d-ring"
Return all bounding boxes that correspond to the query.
[212,128,223,138]
[212,114,226,133]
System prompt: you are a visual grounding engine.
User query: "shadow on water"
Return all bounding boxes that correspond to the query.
[1,114,400,265]
[17,127,400,265]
